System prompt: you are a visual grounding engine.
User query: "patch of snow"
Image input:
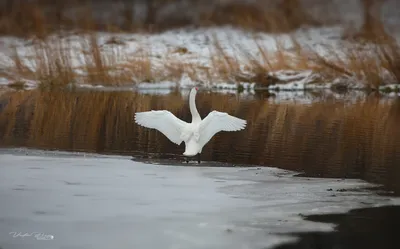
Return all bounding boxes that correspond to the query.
[178,73,199,89]
[379,84,400,91]
[137,88,175,95]
[268,88,381,104]
[0,77,8,85]
[269,81,306,91]
[137,80,177,89]
[239,82,256,90]
[272,70,314,82]
[267,70,327,91]
[211,82,237,89]
[386,92,400,97]
[76,84,105,89]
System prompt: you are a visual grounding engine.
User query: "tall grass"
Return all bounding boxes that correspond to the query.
[0,90,399,193]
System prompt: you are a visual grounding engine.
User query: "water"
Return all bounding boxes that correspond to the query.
[1,149,399,249]
[0,89,400,194]
[1,89,400,249]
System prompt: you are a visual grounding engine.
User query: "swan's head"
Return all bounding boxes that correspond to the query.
[190,87,199,95]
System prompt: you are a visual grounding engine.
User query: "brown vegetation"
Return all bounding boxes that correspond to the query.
[307,41,400,89]
[0,0,387,39]
[343,0,394,44]
[0,0,320,37]
[0,90,399,194]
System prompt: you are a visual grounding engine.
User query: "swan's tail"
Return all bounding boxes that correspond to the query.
[183,139,200,156]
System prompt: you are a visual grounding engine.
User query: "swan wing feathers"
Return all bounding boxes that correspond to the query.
[198,110,246,146]
[134,110,188,145]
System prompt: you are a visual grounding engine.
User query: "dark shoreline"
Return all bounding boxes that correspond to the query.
[272,205,400,249]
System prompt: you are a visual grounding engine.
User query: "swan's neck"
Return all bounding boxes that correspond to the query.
[189,90,201,123]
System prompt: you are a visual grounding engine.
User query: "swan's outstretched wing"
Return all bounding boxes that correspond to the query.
[198,111,246,147]
[134,110,188,145]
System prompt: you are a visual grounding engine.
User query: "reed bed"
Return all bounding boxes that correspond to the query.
[1,1,398,90]
[0,90,399,193]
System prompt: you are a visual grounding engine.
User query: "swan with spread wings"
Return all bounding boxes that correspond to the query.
[134,87,247,163]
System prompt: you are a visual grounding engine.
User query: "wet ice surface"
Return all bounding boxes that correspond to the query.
[0,149,400,249]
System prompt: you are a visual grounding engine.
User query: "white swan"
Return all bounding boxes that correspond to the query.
[134,87,247,163]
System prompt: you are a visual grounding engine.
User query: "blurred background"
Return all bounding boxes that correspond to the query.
[0,0,399,39]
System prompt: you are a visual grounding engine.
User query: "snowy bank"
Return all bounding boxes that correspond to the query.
[0,26,399,93]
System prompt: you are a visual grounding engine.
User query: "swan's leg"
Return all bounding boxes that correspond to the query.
[197,153,201,164]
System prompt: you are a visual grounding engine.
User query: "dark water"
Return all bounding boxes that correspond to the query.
[273,205,400,249]
[0,89,400,195]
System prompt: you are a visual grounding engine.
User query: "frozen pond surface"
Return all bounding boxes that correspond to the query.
[0,148,400,249]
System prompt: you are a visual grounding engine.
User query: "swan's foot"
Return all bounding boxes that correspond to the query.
[197,153,201,164]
